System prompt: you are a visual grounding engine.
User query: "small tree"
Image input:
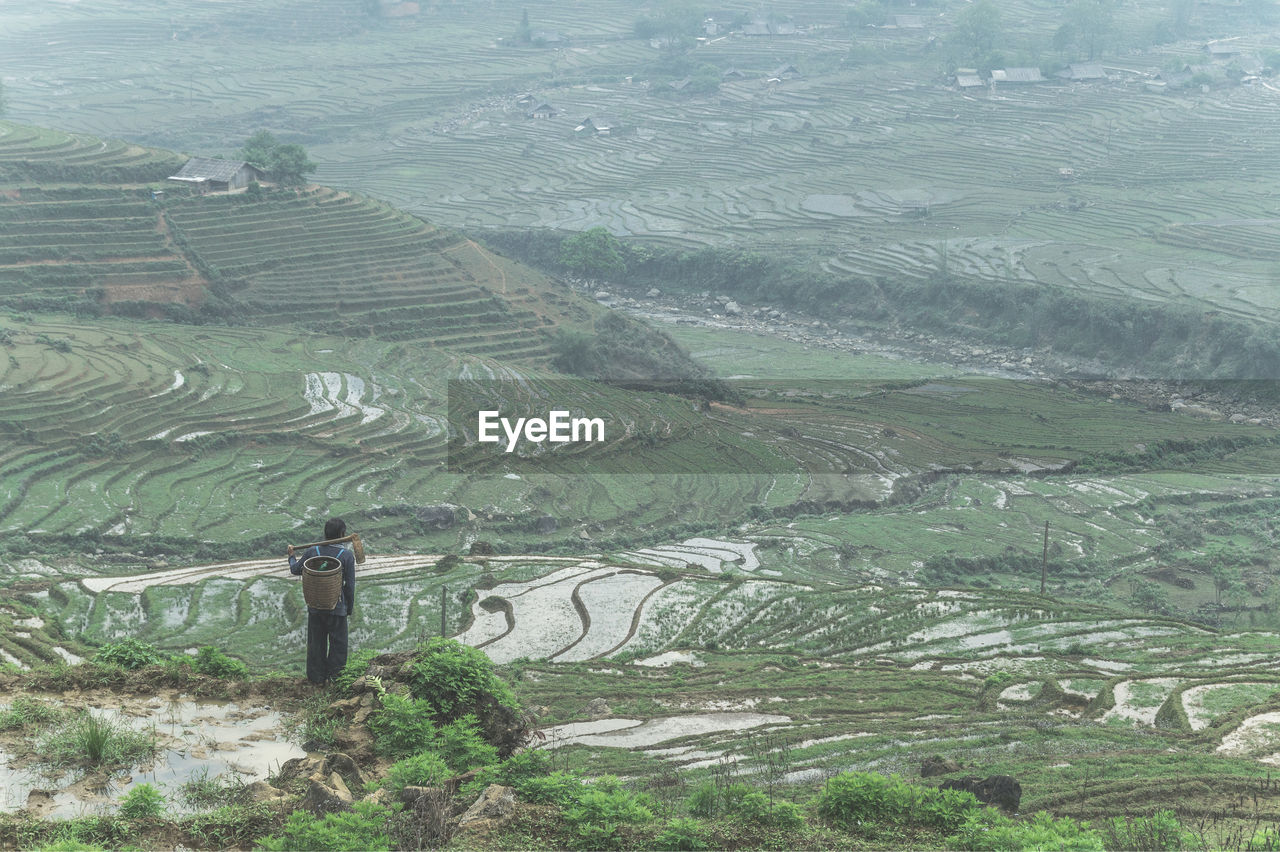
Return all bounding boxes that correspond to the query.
[270,143,317,185]
[239,131,316,186]
[240,130,278,171]
[558,227,626,278]
[516,8,532,43]
[1054,0,1114,59]
[951,0,1003,66]
[635,0,701,48]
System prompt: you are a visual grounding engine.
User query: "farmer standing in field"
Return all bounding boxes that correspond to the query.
[287,517,356,687]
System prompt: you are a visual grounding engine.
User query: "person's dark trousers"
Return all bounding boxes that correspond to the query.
[306,611,349,684]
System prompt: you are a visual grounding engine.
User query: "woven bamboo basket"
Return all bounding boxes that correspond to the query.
[302,554,343,610]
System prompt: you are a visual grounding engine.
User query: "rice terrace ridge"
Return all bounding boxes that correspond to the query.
[2,0,1280,849]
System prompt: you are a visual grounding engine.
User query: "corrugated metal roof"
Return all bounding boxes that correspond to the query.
[992,67,1044,83]
[170,157,253,183]
[1068,63,1105,79]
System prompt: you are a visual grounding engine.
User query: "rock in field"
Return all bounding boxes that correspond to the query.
[939,775,1021,813]
[458,784,517,832]
[920,755,962,777]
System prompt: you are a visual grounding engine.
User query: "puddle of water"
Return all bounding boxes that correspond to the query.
[1082,658,1133,672]
[0,650,27,670]
[539,713,790,749]
[554,573,665,663]
[635,650,705,668]
[1184,683,1278,731]
[51,648,83,665]
[1102,678,1179,726]
[1219,711,1280,758]
[0,697,306,818]
[1059,679,1102,700]
[998,683,1039,703]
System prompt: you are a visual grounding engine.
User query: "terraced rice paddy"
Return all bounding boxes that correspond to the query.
[9,309,1268,567]
[7,500,1280,833]
[0,693,304,818]
[0,316,820,546]
[0,133,574,358]
[3,2,1277,329]
[21,530,1280,688]
[5,1,1280,834]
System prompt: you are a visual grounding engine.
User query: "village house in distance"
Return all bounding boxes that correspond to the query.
[168,157,264,193]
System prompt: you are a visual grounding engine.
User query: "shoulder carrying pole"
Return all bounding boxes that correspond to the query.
[290,532,365,564]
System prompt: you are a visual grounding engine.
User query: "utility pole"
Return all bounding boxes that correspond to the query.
[1041,521,1049,595]
[441,586,447,637]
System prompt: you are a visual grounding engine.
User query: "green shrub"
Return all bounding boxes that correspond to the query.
[516,770,588,806]
[464,753,574,801]
[722,783,771,823]
[384,751,450,795]
[1248,826,1280,851]
[118,783,165,819]
[93,639,164,670]
[257,800,393,851]
[814,771,980,833]
[566,779,654,825]
[564,778,654,851]
[572,821,623,851]
[406,638,517,720]
[920,787,983,832]
[369,693,437,758]
[982,670,1016,692]
[688,781,805,827]
[432,715,498,773]
[653,817,710,851]
[947,809,1104,851]
[333,649,377,694]
[686,780,718,818]
[194,647,248,679]
[469,749,552,790]
[770,800,805,830]
[161,654,194,682]
[1101,810,1197,851]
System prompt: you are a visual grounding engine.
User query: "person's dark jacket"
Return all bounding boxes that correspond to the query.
[289,543,356,617]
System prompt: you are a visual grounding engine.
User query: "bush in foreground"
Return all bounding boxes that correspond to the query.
[257,800,393,851]
[815,771,981,833]
[92,639,164,670]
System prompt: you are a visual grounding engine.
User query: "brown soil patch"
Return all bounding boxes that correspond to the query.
[99,277,206,306]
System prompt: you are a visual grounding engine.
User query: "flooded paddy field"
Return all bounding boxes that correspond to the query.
[0,690,306,819]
